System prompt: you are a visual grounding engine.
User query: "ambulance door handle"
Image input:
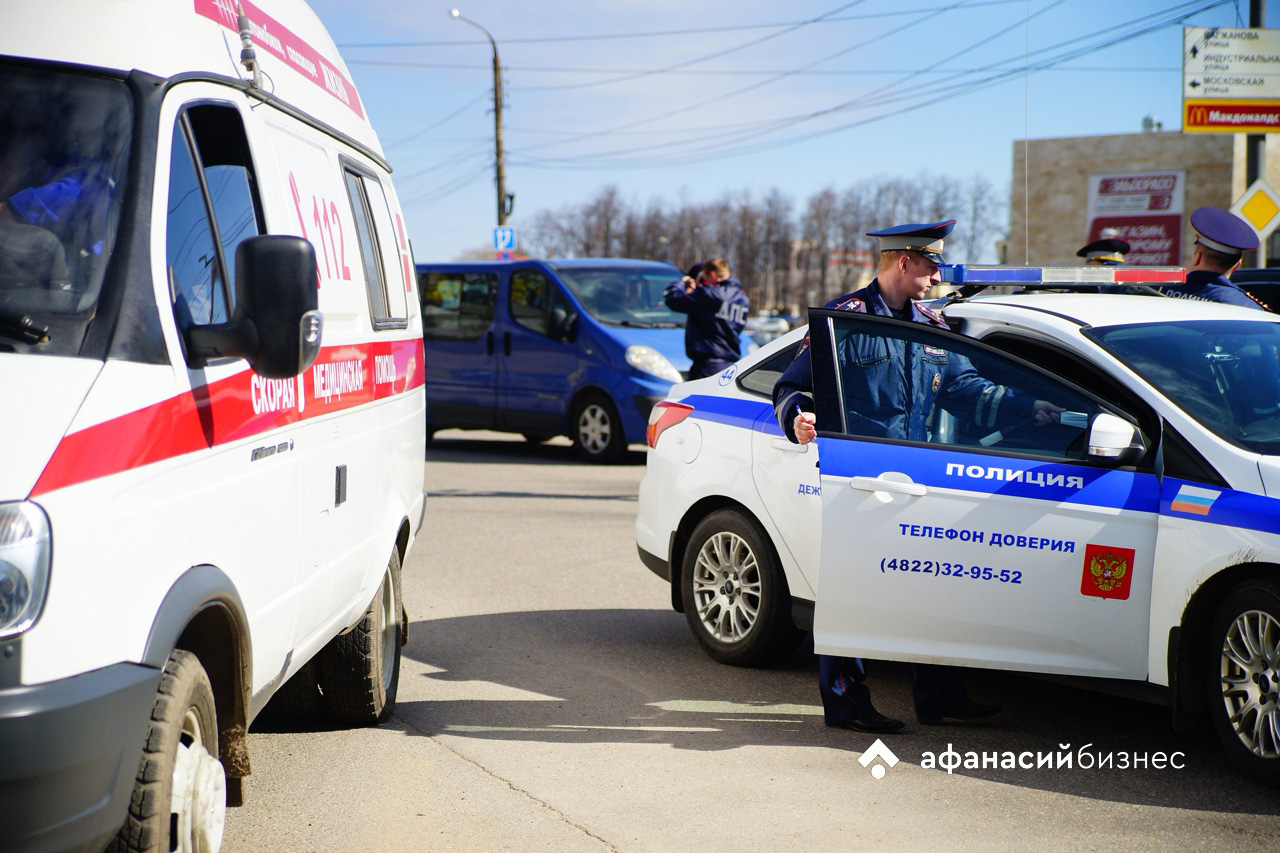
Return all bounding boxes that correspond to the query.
[850,476,926,497]
[502,331,511,356]
[486,331,494,356]
[770,439,810,453]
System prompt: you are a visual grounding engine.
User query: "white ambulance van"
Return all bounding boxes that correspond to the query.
[0,2,426,850]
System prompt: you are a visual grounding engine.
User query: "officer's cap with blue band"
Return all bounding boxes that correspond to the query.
[867,219,956,264]
[1077,228,1130,265]
[1191,206,1258,257]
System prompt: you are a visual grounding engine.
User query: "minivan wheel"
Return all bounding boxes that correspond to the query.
[111,650,225,853]
[681,509,804,666]
[319,548,403,724]
[571,394,627,463]
[1207,578,1280,786]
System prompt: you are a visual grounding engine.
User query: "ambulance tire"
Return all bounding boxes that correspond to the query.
[1207,578,1280,786]
[681,509,804,667]
[256,658,327,726]
[111,650,225,853]
[571,394,626,463]
[319,548,403,725]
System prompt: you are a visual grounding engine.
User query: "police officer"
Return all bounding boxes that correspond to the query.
[773,219,1062,733]
[1076,227,1129,266]
[1161,207,1264,309]
[664,257,751,379]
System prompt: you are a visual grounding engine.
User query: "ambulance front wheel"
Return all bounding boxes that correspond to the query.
[1207,577,1280,786]
[111,650,225,853]
[319,548,404,725]
[571,394,626,463]
[681,508,804,666]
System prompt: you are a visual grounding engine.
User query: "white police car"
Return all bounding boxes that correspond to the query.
[637,265,1280,784]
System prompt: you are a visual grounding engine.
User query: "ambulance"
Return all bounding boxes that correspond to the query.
[0,2,426,849]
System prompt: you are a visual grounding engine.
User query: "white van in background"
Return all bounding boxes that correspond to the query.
[0,2,426,850]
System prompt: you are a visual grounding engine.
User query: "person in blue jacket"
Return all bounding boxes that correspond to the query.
[773,219,1062,734]
[1161,207,1264,309]
[664,257,750,379]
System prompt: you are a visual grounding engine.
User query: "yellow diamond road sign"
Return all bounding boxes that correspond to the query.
[1231,179,1280,240]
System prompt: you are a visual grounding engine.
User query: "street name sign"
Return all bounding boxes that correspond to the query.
[1183,27,1280,133]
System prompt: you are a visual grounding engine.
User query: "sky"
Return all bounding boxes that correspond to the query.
[305,0,1271,262]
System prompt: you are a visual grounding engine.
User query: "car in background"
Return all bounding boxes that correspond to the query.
[419,258,695,462]
[638,264,1280,785]
[745,312,791,346]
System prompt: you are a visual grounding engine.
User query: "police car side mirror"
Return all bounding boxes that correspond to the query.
[185,236,323,378]
[1087,411,1145,465]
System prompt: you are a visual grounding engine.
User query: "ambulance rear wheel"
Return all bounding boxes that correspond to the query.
[681,509,803,666]
[1207,578,1280,786]
[319,548,403,724]
[111,650,225,853]
[571,394,626,463]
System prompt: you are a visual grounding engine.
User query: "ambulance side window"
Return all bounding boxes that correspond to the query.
[343,167,406,330]
[165,104,263,332]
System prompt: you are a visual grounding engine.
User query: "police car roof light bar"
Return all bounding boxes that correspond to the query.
[939,265,1186,286]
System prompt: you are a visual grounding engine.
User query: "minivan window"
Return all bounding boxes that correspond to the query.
[553,264,685,328]
[0,64,130,356]
[421,272,495,340]
[510,269,568,337]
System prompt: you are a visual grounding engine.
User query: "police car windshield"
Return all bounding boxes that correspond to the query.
[0,64,130,356]
[552,264,686,327]
[1089,319,1280,453]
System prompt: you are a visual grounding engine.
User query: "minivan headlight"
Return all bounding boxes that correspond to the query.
[0,502,51,640]
[626,345,682,383]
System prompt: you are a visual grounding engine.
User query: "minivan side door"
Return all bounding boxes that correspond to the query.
[420,268,499,430]
[498,266,578,437]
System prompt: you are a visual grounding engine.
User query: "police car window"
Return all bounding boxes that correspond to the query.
[510,269,553,336]
[420,272,495,341]
[826,315,1099,460]
[738,341,802,397]
[1089,318,1280,454]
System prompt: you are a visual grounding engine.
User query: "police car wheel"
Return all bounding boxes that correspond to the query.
[318,548,403,725]
[680,509,803,666]
[571,394,626,463]
[1207,578,1280,786]
[110,650,225,853]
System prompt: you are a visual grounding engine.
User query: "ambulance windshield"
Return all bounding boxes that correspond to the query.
[1090,318,1280,454]
[0,65,130,354]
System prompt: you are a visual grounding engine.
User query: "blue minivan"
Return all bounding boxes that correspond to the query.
[418,258,739,462]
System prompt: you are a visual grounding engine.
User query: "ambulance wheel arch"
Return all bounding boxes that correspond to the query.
[1206,575,1280,785]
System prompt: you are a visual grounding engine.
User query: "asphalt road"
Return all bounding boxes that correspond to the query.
[223,431,1280,851]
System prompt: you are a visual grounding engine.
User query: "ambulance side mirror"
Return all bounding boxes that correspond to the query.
[185,236,323,378]
[1087,411,1145,466]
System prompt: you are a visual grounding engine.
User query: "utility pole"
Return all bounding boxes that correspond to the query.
[450,9,512,227]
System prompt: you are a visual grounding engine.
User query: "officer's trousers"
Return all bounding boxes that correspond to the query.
[818,654,971,724]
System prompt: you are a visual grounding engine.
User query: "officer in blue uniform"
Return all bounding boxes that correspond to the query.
[664,257,751,379]
[773,219,1062,733]
[1161,207,1264,309]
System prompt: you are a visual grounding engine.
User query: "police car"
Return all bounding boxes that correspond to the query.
[637,264,1280,785]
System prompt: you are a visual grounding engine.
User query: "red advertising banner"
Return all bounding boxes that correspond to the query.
[1087,171,1185,265]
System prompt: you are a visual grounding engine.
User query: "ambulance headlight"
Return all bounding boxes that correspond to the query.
[0,503,51,640]
[626,345,682,383]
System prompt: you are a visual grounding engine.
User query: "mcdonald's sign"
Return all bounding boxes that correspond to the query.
[1184,99,1280,133]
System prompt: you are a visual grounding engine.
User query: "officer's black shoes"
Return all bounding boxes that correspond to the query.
[826,711,906,733]
[915,699,1001,725]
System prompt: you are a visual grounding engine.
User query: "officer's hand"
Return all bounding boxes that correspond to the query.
[794,411,817,444]
[1032,401,1066,425]
[681,275,697,293]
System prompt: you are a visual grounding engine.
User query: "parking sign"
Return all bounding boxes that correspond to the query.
[493,227,516,251]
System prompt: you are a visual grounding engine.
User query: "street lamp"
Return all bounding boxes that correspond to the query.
[450,8,512,227]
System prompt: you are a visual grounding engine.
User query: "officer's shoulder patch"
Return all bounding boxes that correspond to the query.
[916,302,946,326]
[923,345,949,358]
[833,296,865,313]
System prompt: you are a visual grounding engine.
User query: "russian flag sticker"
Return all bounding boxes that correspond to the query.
[1170,484,1220,516]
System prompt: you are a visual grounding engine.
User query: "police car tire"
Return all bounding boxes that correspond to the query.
[1207,578,1280,786]
[318,548,403,725]
[110,650,225,853]
[680,509,803,667]
[571,394,627,463]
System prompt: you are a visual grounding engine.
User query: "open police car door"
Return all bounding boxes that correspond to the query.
[809,307,1161,678]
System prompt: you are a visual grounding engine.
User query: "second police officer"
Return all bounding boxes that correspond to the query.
[772,219,1063,733]
[1161,206,1265,309]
